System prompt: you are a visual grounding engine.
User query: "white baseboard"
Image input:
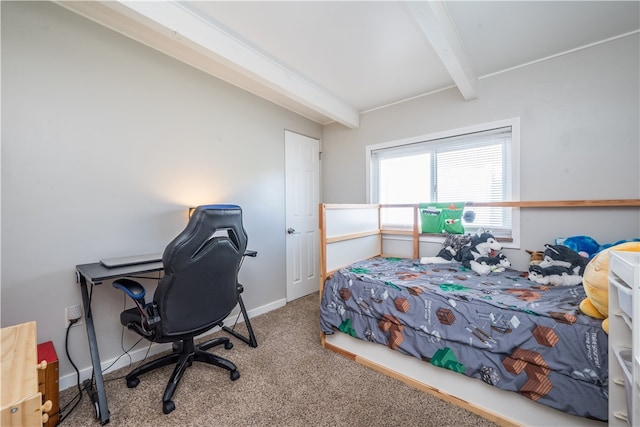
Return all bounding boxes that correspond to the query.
[59,297,287,391]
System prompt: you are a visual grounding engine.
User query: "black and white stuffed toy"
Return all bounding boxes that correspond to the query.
[455,229,503,273]
[420,233,471,264]
[528,264,583,286]
[470,252,511,275]
[527,244,588,286]
[421,229,507,275]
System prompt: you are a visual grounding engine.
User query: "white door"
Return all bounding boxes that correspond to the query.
[285,130,320,301]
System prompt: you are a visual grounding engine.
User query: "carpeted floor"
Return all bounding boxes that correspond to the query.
[58,293,499,426]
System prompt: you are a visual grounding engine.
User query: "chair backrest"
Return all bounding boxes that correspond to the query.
[154,204,248,339]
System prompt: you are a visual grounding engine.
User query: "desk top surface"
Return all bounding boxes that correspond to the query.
[76,261,163,283]
[77,249,256,283]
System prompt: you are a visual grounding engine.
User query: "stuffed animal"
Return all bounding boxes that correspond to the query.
[557,235,601,259]
[525,249,544,265]
[420,233,471,264]
[455,229,503,272]
[539,244,589,275]
[528,264,583,286]
[558,235,640,259]
[580,241,640,333]
[528,244,588,286]
[470,252,511,275]
[421,245,457,264]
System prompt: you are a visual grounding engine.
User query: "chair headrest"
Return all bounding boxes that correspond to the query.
[163,204,248,271]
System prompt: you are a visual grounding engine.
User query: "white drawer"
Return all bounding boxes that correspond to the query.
[610,251,640,288]
[611,275,634,320]
[613,344,634,426]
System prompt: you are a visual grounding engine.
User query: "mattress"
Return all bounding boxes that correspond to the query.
[320,256,608,421]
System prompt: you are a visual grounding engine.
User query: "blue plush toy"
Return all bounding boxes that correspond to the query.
[557,235,640,259]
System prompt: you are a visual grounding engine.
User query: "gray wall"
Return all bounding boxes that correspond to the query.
[1,1,321,383]
[323,34,640,270]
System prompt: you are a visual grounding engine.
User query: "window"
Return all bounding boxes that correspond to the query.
[367,118,520,245]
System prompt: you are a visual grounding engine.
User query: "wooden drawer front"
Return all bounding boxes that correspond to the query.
[1,322,38,408]
[0,393,42,427]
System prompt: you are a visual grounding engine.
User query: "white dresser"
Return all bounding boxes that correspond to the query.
[609,251,640,426]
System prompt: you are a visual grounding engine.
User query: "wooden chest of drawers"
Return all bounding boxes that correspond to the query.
[1,322,53,426]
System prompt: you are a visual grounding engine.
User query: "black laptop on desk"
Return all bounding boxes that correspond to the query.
[100,252,163,268]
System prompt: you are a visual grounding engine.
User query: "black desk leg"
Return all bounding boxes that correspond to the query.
[222,294,257,348]
[79,276,110,424]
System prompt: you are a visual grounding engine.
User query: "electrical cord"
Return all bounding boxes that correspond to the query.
[101,292,154,383]
[226,309,243,333]
[60,275,166,423]
[104,340,153,383]
[100,333,145,379]
[58,275,163,424]
[57,320,148,423]
[58,281,97,423]
[57,319,84,424]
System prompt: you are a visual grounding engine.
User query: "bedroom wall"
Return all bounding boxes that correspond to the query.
[1,1,321,384]
[322,33,640,270]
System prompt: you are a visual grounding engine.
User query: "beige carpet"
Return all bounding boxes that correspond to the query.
[58,293,499,426]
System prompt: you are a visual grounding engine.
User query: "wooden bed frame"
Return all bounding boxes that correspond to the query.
[317,201,638,427]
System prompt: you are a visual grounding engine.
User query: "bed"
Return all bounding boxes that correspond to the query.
[318,203,610,427]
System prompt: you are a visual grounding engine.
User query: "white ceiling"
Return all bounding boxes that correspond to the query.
[57,1,639,128]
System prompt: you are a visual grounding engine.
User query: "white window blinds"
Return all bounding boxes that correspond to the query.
[371,126,513,234]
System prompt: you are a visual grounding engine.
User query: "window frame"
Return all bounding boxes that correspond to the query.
[365,117,521,248]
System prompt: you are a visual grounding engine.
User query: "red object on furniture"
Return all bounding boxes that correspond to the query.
[37,341,59,427]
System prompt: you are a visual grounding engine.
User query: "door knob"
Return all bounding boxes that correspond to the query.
[287,227,296,234]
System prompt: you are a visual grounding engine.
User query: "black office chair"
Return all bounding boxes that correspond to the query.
[113,204,247,414]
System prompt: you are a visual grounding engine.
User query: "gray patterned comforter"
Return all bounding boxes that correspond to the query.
[320,256,608,421]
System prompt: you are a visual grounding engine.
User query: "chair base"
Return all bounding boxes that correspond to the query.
[125,336,239,414]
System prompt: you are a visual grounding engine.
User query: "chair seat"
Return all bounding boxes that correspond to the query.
[120,308,225,344]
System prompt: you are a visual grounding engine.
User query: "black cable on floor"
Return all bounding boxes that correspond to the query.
[57,319,84,424]
[57,278,161,423]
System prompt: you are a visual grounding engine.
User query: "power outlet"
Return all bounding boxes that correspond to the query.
[65,304,84,328]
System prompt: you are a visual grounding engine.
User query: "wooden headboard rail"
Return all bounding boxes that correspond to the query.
[320,199,640,291]
[380,199,640,208]
[466,199,640,208]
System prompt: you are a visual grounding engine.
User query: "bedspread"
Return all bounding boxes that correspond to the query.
[320,256,608,421]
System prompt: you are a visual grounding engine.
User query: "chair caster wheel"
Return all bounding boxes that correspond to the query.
[163,400,175,414]
[126,377,140,388]
[225,341,233,350]
[230,370,240,381]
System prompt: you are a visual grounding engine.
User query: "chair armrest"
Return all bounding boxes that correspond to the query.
[113,278,146,301]
[113,279,160,336]
[244,250,257,257]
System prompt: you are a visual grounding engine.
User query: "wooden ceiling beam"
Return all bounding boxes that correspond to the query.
[402,1,478,101]
[55,1,360,128]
